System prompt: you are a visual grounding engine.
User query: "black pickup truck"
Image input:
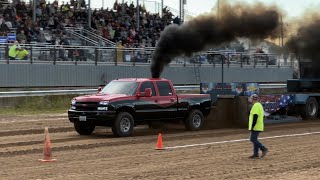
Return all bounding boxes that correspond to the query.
[68,78,211,137]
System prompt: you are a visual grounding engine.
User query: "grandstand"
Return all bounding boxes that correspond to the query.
[0,0,179,62]
[0,0,175,45]
[0,0,291,67]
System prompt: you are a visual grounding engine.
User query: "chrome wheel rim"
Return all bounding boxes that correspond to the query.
[120,118,131,133]
[192,114,201,128]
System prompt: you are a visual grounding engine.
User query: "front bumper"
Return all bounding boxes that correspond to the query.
[68,109,117,126]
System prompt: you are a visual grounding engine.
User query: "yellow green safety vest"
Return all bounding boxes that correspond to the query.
[17,49,29,60]
[248,102,264,131]
[9,45,17,58]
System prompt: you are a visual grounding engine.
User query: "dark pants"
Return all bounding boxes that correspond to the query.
[250,131,266,156]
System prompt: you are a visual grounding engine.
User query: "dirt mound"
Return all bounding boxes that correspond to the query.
[204,96,249,129]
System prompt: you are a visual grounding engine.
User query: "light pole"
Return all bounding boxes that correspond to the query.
[122,0,125,14]
[161,0,163,17]
[179,0,182,24]
[88,0,92,28]
[32,0,36,23]
[137,0,140,31]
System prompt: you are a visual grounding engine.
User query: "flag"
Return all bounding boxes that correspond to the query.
[259,94,294,116]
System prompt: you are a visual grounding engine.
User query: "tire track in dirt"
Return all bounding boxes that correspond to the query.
[0,126,74,136]
[1,121,320,158]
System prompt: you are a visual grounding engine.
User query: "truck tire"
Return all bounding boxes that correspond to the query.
[74,122,95,135]
[185,109,204,131]
[112,112,134,137]
[301,97,318,120]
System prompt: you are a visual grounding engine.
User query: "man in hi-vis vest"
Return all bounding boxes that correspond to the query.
[248,94,268,159]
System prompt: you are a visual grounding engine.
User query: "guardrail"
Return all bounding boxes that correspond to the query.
[0,84,287,97]
[0,43,295,68]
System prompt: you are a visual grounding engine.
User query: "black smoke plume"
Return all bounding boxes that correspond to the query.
[286,16,320,78]
[151,2,281,78]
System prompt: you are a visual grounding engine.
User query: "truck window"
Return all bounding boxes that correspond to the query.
[156,81,173,96]
[139,82,156,96]
[101,81,139,95]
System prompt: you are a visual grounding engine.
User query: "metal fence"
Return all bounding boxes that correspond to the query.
[0,43,296,68]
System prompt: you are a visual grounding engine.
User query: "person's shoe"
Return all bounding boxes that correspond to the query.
[249,155,259,159]
[261,148,269,158]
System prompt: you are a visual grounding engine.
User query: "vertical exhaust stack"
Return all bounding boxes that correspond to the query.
[151,2,281,78]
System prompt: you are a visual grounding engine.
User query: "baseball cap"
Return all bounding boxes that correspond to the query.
[250,94,259,100]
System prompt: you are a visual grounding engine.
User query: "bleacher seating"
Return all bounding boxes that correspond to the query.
[0,0,174,48]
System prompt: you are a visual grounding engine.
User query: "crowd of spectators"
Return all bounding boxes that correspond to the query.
[92,1,174,48]
[0,0,89,44]
[0,0,176,62]
[0,0,175,47]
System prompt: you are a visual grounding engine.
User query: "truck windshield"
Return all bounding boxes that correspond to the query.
[100,81,139,95]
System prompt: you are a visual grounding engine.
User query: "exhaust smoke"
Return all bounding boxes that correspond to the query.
[286,13,320,78]
[151,2,281,78]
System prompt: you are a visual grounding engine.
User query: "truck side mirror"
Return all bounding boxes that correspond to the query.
[145,88,152,97]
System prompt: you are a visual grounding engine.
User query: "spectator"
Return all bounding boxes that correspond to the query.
[255,48,265,54]
[116,41,124,62]
[0,18,10,35]
[53,0,59,11]
[16,45,29,60]
[8,40,19,60]
[17,30,26,42]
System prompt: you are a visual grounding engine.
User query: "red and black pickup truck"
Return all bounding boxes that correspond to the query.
[68,78,211,137]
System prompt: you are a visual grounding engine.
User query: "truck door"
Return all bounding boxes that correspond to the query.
[155,81,177,120]
[135,81,159,121]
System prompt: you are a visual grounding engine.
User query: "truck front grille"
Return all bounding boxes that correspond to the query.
[75,102,98,111]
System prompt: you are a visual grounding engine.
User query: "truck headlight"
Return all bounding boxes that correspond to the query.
[71,99,76,105]
[99,101,109,105]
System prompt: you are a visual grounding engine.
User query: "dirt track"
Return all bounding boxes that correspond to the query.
[1,114,320,180]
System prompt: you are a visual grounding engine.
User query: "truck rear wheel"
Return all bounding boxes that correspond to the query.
[74,122,95,135]
[301,97,318,120]
[185,109,204,131]
[112,112,134,137]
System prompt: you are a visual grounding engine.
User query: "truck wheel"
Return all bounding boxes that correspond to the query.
[112,112,134,137]
[301,97,318,120]
[185,110,204,131]
[74,122,95,135]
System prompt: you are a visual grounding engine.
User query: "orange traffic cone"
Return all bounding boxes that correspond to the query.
[155,133,165,150]
[38,127,56,162]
